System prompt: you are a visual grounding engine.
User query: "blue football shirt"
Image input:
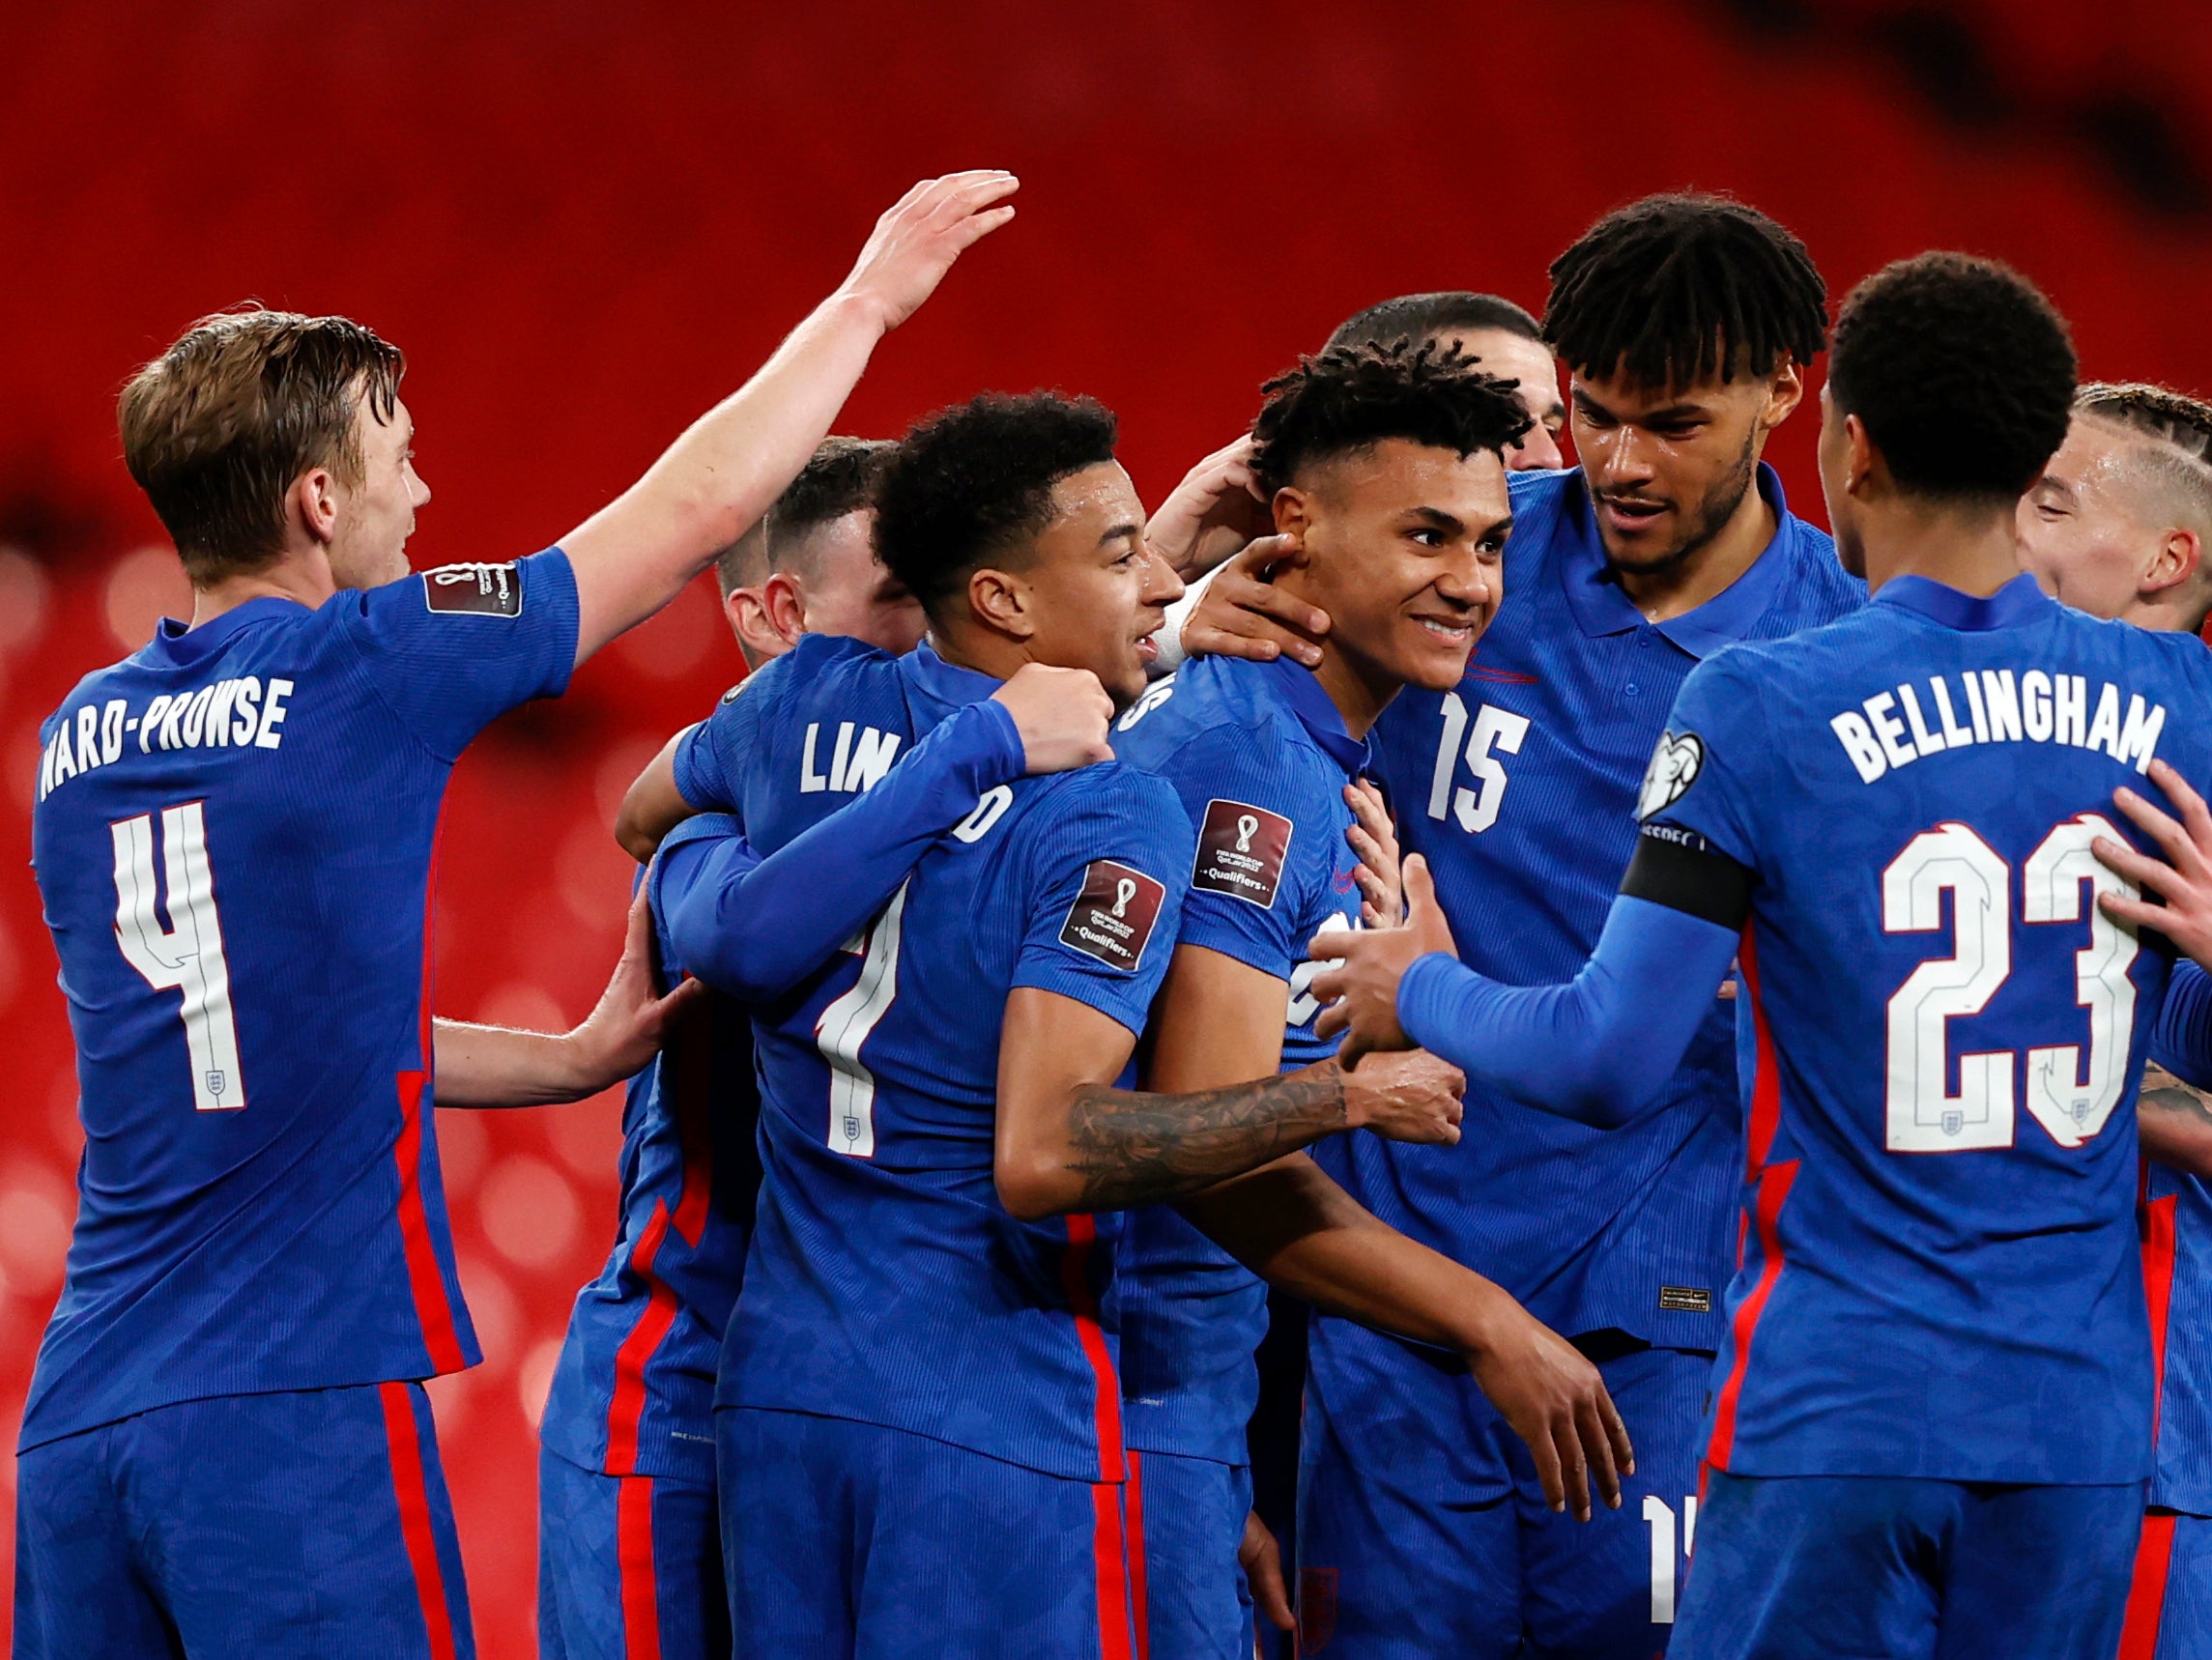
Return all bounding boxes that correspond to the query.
[683,639,1196,1481]
[1106,652,1368,1464]
[1308,466,1862,1475]
[1650,572,2212,1481]
[24,554,578,1449]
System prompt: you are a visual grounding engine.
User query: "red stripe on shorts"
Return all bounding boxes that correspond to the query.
[618,1475,663,1660]
[379,1382,460,1660]
[1125,1450,1150,1660]
[1090,1478,1135,1660]
[2118,1510,2177,1660]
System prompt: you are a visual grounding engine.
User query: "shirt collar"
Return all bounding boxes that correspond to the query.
[1874,572,2054,631]
[1557,462,1800,658]
[1254,653,1373,776]
[904,638,1006,713]
[142,596,306,669]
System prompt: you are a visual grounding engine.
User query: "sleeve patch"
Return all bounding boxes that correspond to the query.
[1192,799,1293,909]
[1635,730,1704,820]
[421,563,524,616]
[1058,859,1167,972]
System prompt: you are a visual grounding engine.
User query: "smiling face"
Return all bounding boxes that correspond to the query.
[996,462,1184,707]
[325,389,431,592]
[1570,361,1799,576]
[1275,437,1513,696]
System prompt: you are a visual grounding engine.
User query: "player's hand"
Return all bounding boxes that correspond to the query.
[1344,779,1403,926]
[1336,1048,1465,1145]
[1461,1292,1634,1522]
[1310,855,1460,1064]
[991,664,1115,774]
[1179,535,1329,668]
[1146,436,1273,579]
[563,887,708,1094]
[1239,1510,1295,1634]
[836,171,1020,333]
[2096,758,2212,967]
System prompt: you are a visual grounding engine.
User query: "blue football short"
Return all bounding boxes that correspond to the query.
[14,1381,472,1659]
[2117,1508,2212,1659]
[1297,1339,1710,1657]
[1673,1469,2143,1660]
[1128,1447,1253,1660]
[717,1404,1138,1659]
[538,1443,725,1660]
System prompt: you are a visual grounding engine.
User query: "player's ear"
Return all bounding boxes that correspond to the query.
[2144,528,2202,598]
[1842,412,1882,501]
[288,466,340,547]
[968,565,1037,641]
[760,572,808,648]
[1271,487,1317,564]
[1759,356,1806,432]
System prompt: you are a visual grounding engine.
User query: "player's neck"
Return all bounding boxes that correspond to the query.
[1613,473,1777,623]
[1308,641,1397,739]
[1859,500,2023,598]
[926,624,1020,687]
[188,551,338,629]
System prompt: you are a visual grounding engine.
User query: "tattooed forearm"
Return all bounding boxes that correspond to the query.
[1063,1060,1348,1210]
[2141,1064,2212,1131]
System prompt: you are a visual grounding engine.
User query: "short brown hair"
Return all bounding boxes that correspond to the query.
[120,307,406,586]
[714,436,892,595]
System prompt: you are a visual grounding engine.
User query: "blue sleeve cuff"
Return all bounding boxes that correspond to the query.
[1396,951,1468,1057]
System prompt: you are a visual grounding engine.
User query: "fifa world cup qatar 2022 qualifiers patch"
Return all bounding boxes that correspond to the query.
[421,562,524,616]
[1192,798,1292,908]
[1059,860,1166,971]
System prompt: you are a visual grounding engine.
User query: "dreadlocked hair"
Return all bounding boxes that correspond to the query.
[1542,193,1827,389]
[1249,340,1533,497]
[2075,382,2212,463]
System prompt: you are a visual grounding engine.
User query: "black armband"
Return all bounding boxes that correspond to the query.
[1620,822,1754,930]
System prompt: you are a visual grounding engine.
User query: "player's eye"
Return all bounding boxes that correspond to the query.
[1407,529,1443,547]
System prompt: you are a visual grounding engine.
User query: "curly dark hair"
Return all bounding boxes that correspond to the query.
[1828,252,2076,502]
[1249,341,1533,498]
[1543,193,1826,389]
[1324,292,1541,355]
[873,391,1119,614]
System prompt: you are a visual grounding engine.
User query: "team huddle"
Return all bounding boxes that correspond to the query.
[19,168,2212,1660]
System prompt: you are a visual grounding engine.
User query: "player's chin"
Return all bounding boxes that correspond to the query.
[1102,647,1150,711]
[1397,616,1479,689]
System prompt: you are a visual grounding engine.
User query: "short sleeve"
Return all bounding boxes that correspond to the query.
[1011,767,1195,1038]
[1147,723,1321,984]
[1638,654,1766,869]
[675,660,785,815]
[332,549,579,762]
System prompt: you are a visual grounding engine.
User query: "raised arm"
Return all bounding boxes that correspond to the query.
[560,171,1017,665]
[1312,844,1743,1129]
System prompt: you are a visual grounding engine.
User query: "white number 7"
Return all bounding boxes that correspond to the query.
[112,803,245,1111]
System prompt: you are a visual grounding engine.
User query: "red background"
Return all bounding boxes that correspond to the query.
[5,1,2212,1649]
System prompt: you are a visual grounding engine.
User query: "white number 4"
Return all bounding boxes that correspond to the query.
[1882,814,2137,1153]
[112,803,245,1111]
